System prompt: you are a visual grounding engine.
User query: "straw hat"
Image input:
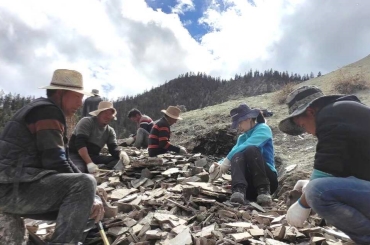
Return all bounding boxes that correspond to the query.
[89,101,117,120]
[39,69,92,96]
[161,106,182,120]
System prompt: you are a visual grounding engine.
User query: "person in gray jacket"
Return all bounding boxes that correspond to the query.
[69,101,130,173]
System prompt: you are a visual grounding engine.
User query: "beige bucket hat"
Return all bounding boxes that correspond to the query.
[39,69,92,96]
[161,106,182,120]
[89,101,117,120]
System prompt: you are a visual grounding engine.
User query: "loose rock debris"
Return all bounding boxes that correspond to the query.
[22,148,354,245]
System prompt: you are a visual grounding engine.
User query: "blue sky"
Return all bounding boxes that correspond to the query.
[1,0,370,98]
[145,0,208,40]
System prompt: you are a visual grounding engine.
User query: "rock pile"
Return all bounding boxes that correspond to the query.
[24,148,353,245]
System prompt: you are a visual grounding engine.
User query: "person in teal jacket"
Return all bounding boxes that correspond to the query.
[209,103,278,205]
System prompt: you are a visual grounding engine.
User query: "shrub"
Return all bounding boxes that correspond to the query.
[334,71,369,94]
[274,83,295,104]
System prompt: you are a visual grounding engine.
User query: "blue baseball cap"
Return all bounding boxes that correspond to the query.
[230,103,261,129]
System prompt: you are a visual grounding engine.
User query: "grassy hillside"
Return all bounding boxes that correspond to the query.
[171,54,370,178]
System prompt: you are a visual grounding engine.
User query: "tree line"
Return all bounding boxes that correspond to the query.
[0,69,321,137]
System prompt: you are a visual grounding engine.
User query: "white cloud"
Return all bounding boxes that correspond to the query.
[172,0,195,14]
[1,0,370,100]
[0,0,211,99]
[199,0,304,76]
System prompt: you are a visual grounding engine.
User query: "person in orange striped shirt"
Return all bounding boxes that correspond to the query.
[148,106,187,157]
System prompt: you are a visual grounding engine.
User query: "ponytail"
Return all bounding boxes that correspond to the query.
[256,111,266,123]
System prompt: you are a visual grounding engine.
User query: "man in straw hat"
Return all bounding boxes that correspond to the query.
[82,88,102,117]
[0,69,104,244]
[69,101,130,173]
[148,106,188,157]
[279,85,370,244]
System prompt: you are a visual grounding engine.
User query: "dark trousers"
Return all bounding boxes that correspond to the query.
[0,173,96,244]
[230,146,278,201]
[70,153,118,173]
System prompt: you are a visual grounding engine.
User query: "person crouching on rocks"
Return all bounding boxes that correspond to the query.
[208,103,278,206]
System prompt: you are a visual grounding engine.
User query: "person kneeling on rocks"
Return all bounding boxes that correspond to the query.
[122,108,154,149]
[148,106,187,157]
[209,103,278,206]
[69,101,129,173]
[280,86,370,244]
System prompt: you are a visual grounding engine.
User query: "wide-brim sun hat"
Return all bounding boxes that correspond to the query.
[39,69,93,96]
[278,85,339,135]
[89,101,117,120]
[161,106,183,120]
[230,103,261,129]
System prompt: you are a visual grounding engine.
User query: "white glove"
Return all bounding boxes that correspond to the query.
[87,162,99,173]
[293,180,310,193]
[123,137,135,145]
[90,197,105,223]
[220,158,231,169]
[119,151,130,165]
[208,159,230,182]
[179,146,187,155]
[286,199,311,227]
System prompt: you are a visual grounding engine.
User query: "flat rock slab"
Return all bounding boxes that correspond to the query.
[154,213,187,227]
[225,222,252,228]
[107,226,129,237]
[162,168,180,176]
[118,194,138,203]
[164,227,192,245]
[131,177,148,188]
[249,229,265,237]
[230,232,252,242]
[111,188,138,200]
[201,223,215,238]
[187,182,231,194]
[266,238,289,245]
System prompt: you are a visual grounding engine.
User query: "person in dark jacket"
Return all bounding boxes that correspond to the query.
[280,85,370,244]
[0,69,104,244]
[148,106,187,157]
[69,101,129,173]
[208,103,278,206]
[82,89,102,117]
[122,108,154,149]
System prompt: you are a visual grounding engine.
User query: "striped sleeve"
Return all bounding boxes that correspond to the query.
[148,119,180,153]
[139,115,154,133]
[25,105,77,173]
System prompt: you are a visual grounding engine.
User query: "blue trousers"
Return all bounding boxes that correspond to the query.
[305,176,370,244]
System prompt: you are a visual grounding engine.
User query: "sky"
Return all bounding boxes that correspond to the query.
[1,0,370,99]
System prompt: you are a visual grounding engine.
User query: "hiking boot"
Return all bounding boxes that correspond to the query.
[256,186,272,206]
[230,184,246,205]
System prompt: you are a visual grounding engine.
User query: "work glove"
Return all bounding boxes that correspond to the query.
[179,146,188,155]
[122,137,135,145]
[286,198,311,227]
[87,162,99,173]
[119,150,130,165]
[90,196,105,223]
[208,158,231,182]
[293,180,310,193]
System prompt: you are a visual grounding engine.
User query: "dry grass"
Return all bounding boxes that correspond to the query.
[274,83,295,104]
[334,69,369,94]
